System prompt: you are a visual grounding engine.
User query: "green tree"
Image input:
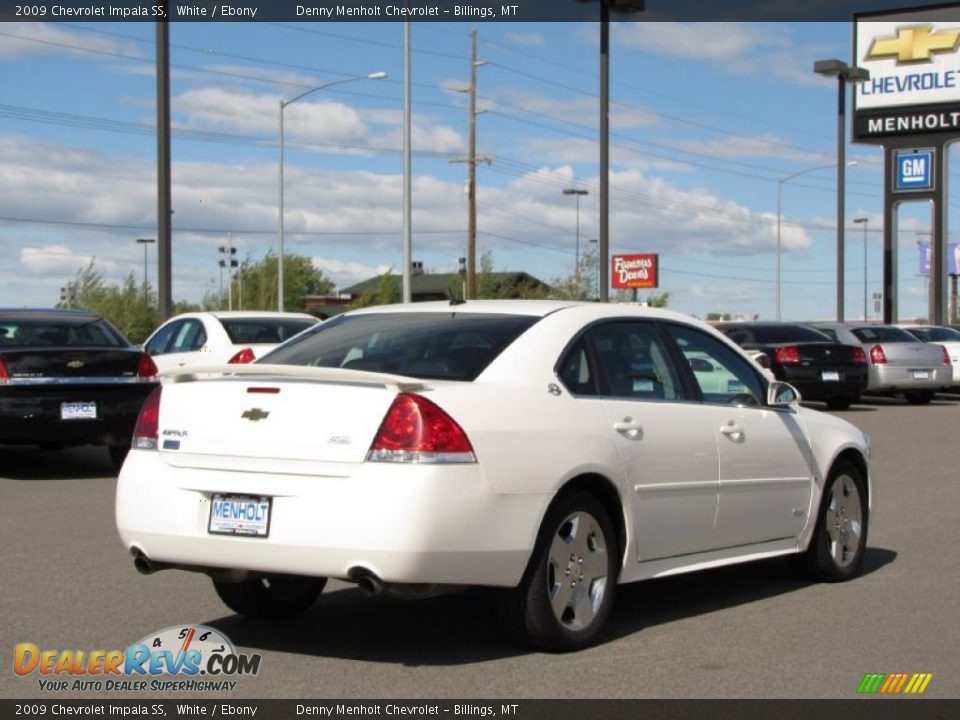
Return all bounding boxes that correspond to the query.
[548,248,598,301]
[229,252,334,311]
[349,270,400,308]
[59,261,158,343]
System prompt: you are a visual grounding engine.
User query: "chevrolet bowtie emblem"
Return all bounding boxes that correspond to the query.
[241,408,270,421]
[867,24,960,64]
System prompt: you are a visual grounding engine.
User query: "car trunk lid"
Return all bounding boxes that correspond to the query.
[156,365,425,467]
[0,348,144,382]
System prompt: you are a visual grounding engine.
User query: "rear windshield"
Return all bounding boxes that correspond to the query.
[218,317,317,344]
[851,326,918,343]
[0,319,127,348]
[262,312,539,381]
[907,326,960,342]
[720,324,831,345]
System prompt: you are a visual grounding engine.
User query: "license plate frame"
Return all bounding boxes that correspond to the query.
[61,401,97,421]
[208,495,272,538]
[913,370,930,380]
[821,371,840,382]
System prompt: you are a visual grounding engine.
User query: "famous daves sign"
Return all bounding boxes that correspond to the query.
[611,254,658,290]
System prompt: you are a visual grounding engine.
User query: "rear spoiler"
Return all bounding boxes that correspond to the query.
[161,363,426,392]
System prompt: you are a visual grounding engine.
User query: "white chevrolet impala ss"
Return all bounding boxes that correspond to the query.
[116,301,871,651]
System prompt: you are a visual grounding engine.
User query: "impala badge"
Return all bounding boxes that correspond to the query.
[67,360,84,368]
[241,408,270,422]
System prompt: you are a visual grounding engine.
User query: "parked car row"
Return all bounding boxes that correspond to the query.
[714,320,957,408]
[9,303,956,651]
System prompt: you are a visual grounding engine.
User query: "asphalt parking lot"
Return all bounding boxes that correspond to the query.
[2,394,959,700]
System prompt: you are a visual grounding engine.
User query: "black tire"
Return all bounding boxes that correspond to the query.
[108,444,130,473]
[212,575,326,619]
[503,491,619,652]
[793,459,868,582]
[904,391,934,405]
[825,396,853,411]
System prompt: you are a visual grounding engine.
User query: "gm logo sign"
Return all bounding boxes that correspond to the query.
[894,149,935,192]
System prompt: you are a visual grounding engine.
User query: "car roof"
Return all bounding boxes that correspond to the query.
[0,308,102,323]
[166,311,317,321]
[341,299,703,325]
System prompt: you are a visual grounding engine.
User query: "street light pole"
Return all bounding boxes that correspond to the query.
[563,188,588,288]
[854,217,869,321]
[580,0,646,302]
[775,163,842,321]
[814,59,869,322]
[278,72,387,311]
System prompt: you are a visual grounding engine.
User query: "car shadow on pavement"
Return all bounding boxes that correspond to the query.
[0,445,113,480]
[604,547,896,645]
[205,548,896,665]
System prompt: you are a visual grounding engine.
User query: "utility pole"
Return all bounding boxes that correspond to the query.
[451,31,488,300]
[466,30,479,300]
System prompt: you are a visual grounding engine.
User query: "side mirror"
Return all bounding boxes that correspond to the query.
[767,381,800,407]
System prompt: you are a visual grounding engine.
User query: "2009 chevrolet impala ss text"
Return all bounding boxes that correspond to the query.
[116,301,871,651]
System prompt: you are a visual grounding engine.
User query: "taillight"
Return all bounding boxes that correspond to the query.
[869,345,887,365]
[852,347,867,364]
[132,386,162,450]
[0,358,8,382]
[774,346,800,364]
[228,348,256,364]
[137,352,158,379]
[367,392,476,464]
[941,345,951,365]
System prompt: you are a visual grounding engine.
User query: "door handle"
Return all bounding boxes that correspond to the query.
[720,422,744,442]
[613,419,643,440]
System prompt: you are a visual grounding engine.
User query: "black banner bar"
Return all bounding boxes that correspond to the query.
[0,0,951,23]
[1,700,958,720]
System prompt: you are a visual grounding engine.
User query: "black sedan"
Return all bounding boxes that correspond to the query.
[0,309,158,469]
[715,322,868,410]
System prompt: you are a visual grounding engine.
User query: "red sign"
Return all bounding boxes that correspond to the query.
[611,254,658,289]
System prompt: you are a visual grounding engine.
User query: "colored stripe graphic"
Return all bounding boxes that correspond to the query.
[857,672,933,694]
[857,673,886,693]
[904,674,933,694]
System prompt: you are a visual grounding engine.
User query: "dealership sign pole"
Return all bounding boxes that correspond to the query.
[853,4,960,324]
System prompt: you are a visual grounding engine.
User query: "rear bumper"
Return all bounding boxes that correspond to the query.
[116,451,547,588]
[778,367,868,401]
[0,383,155,446]
[867,365,951,392]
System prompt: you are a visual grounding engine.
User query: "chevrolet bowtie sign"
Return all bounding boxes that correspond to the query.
[867,25,960,64]
[855,10,960,141]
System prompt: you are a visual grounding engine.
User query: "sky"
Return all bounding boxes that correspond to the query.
[0,18,954,321]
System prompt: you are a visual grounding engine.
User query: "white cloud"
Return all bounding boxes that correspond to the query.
[0,133,813,309]
[21,246,101,278]
[0,23,142,61]
[312,258,392,289]
[657,133,832,165]
[615,23,773,61]
[615,22,833,87]
[171,87,463,154]
[504,32,546,48]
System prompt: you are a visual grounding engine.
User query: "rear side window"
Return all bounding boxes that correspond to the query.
[263,312,539,381]
[219,318,317,344]
[908,326,960,342]
[851,326,919,343]
[0,319,126,348]
[743,325,832,343]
